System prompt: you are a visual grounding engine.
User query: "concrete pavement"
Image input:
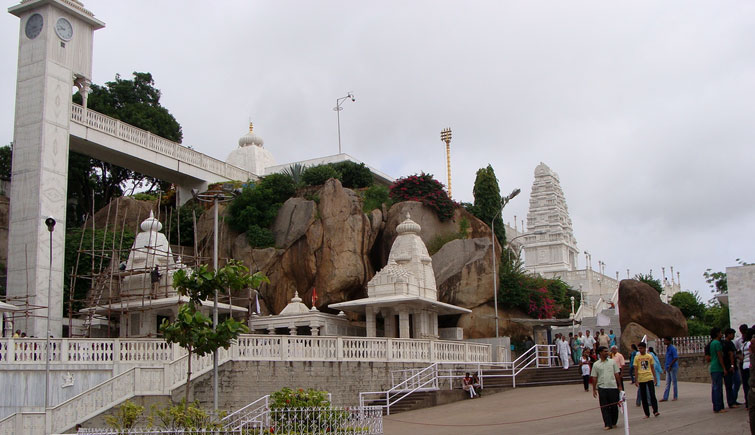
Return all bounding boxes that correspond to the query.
[383,382,750,434]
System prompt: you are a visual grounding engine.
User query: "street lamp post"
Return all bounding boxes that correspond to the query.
[193,186,235,413]
[333,92,355,154]
[440,128,453,199]
[570,296,576,337]
[44,217,55,410]
[490,188,520,339]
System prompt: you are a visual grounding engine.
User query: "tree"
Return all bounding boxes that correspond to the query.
[0,144,11,181]
[389,173,455,221]
[332,161,373,188]
[670,291,705,319]
[301,164,340,186]
[67,72,182,226]
[634,273,663,294]
[161,261,268,405]
[470,165,505,246]
[703,259,752,294]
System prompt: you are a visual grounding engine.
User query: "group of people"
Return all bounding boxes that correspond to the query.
[707,325,754,415]
[554,329,616,370]
[462,372,482,398]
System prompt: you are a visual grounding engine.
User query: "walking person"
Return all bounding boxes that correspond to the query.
[634,342,660,418]
[629,344,638,384]
[609,330,616,348]
[709,327,727,413]
[661,337,679,402]
[584,330,596,354]
[558,334,571,369]
[591,346,623,430]
[580,349,592,392]
[572,332,582,365]
[598,329,610,349]
[610,346,626,390]
[722,328,743,408]
[742,328,753,408]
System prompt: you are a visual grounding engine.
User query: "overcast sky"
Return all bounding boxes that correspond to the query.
[1,1,753,301]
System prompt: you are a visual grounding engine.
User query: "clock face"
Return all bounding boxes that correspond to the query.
[25,13,43,40]
[55,17,73,41]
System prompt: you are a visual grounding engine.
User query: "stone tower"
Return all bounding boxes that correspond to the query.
[7,0,104,336]
[523,162,579,274]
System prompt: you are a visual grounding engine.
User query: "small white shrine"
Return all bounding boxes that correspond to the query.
[82,211,248,337]
[248,292,360,336]
[330,214,470,339]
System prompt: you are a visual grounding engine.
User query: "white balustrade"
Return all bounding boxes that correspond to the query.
[653,336,709,356]
[70,103,253,182]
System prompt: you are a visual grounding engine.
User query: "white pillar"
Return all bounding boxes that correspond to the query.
[365,307,377,337]
[288,325,297,336]
[383,309,396,338]
[267,326,276,335]
[399,309,410,339]
[310,324,319,337]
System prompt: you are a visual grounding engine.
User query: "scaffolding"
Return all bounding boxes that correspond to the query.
[4,196,253,338]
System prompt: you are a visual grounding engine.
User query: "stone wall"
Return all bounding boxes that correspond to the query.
[174,360,431,410]
[727,264,755,331]
[658,354,710,384]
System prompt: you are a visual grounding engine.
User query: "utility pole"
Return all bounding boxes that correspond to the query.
[440,128,452,198]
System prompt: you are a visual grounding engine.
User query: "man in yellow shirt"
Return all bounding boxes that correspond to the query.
[634,342,660,418]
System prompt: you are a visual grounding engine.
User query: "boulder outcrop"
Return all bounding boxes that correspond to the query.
[433,237,496,308]
[618,279,688,339]
[620,322,658,356]
[456,304,532,339]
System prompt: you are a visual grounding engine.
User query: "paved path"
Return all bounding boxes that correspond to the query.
[383,382,750,434]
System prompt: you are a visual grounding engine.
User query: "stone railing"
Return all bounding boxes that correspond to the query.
[0,338,177,365]
[70,104,253,182]
[651,336,709,355]
[0,335,489,435]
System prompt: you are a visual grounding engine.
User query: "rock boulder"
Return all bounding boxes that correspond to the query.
[456,304,532,339]
[618,279,688,338]
[620,322,658,356]
[433,237,496,308]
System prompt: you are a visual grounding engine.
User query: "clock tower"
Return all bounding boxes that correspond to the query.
[7,0,104,337]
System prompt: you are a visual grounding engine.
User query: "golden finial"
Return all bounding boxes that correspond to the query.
[249,122,254,133]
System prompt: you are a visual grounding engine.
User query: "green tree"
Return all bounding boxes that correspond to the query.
[634,273,663,294]
[332,161,373,188]
[68,72,181,226]
[0,144,11,181]
[226,173,296,248]
[301,164,340,186]
[670,291,705,319]
[470,165,505,246]
[703,269,728,294]
[161,261,268,405]
[281,163,307,185]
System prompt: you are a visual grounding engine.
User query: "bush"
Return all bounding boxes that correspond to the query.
[333,161,373,188]
[389,173,455,221]
[246,224,275,248]
[362,185,391,213]
[302,164,340,186]
[426,232,464,256]
[226,173,295,248]
[130,192,158,201]
[106,400,144,430]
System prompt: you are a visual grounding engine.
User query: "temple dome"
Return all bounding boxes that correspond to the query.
[279,292,310,316]
[140,210,162,232]
[396,213,421,235]
[238,122,264,148]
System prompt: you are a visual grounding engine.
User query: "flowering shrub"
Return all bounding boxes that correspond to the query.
[270,387,330,409]
[527,287,556,319]
[389,173,456,221]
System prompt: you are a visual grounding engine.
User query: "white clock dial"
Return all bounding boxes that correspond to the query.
[25,13,43,39]
[55,17,73,41]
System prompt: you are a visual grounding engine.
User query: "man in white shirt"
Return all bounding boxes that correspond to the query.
[584,330,596,354]
[559,335,572,369]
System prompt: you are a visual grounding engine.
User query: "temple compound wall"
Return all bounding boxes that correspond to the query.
[180,360,430,408]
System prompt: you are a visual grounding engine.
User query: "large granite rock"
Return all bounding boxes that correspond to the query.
[223,179,378,314]
[433,237,496,308]
[618,279,688,338]
[620,322,658,356]
[86,197,157,236]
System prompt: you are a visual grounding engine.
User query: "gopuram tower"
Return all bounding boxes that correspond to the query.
[523,162,579,274]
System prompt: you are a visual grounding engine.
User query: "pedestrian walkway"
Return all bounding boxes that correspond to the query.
[383,382,750,434]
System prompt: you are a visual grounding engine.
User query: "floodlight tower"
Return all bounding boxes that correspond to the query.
[440,128,452,198]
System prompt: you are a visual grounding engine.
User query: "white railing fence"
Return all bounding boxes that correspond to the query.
[74,406,384,435]
[0,338,177,365]
[651,336,709,356]
[71,104,252,182]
